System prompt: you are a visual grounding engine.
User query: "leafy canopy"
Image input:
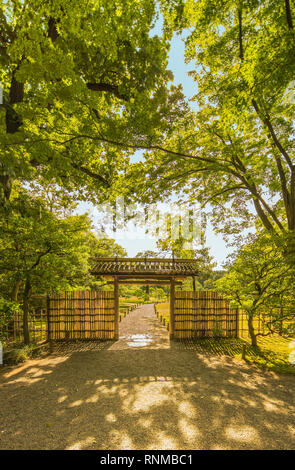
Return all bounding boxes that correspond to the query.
[216,232,295,337]
[1,0,185,206]
[127,0,295,261]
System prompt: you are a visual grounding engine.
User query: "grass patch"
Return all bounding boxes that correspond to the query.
[243,336,295,374]
[155,302,170,329]
[3,342,48,365]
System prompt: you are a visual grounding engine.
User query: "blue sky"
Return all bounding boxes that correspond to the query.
[78,26,230,268]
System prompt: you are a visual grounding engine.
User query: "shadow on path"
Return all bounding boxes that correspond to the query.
[0,304,295,450]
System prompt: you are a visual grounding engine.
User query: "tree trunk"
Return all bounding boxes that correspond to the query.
[285,230,295,267]
[23,278,31,345]
[11,279,22,302]
[248,313,257,348]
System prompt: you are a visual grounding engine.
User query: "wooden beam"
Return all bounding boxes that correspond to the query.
[107,280,182,286]
[117,274,174,280]
[170,278,175,340]
[46,294,53,352]
[91,257,199,263]
[93,272,196,278]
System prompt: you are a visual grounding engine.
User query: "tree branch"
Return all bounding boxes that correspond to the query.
[8,132,220,166]
[155,168,211,184]
[238,7,244,60]
[71,162,110,187]
[86,82,129,101]
[201,184,246,208]
[252,197,275,232]
[29,245,52,271]
[214,131,285,231]
[48,16,59,41]
[285,0,294,30]
[252,98,293,170]
[237,5,294,192]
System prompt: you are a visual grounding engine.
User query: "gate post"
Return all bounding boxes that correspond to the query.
[114,276,119,340]
[170,278,175,339]
[46,294,53,352]
[236,308,239,338]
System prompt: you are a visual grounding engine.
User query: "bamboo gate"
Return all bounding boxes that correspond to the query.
[43,258,240,342]
[90,258,239,340]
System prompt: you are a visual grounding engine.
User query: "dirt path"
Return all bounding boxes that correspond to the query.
[1,304,295,450]
[111,303,170,350]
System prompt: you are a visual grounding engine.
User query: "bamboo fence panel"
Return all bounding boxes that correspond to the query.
[48,290,115,340]
[1,308,47,344]
[174,291,238,339]
[2,295,139,344]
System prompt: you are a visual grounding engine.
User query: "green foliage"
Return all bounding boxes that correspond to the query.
[0,185,91,296]
[0,297,20,343]
[87,236,126,259]
[4,343,43,364]
[0,0,184,208]
[135,250,161,258]
[216,232,295,344]
[157,232,218,290]
[134,288,145,299]
[0,183,127,299]
[127,0,295,265]
[0,181,130,343]
[212,320,224,339]
[119,285,145,299]
[1,0,295,357]
[149,287,167,300]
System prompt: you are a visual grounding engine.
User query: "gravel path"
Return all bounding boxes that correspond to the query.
[0,304,295,450]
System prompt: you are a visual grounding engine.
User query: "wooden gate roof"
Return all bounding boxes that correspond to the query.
[91,257,199,277]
